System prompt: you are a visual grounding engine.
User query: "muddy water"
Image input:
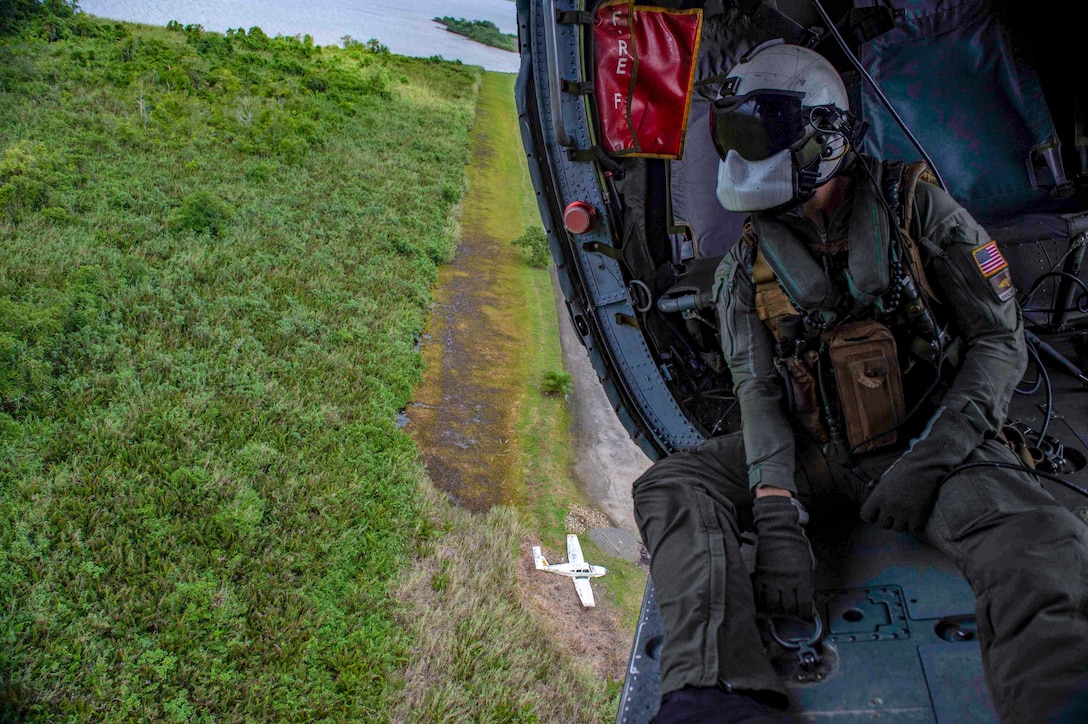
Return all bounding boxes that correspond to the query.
[406,75,530,512]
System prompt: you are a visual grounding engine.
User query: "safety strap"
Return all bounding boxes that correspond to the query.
[735,0,821,48]
[556,10,594,25]
[898,161,942,303]
[996,424,1039,469]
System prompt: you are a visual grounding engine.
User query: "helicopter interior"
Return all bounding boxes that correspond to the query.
[616,0,1087,450]
[513,1,1088,721]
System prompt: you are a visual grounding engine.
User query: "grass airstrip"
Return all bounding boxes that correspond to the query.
[1,5,639,721]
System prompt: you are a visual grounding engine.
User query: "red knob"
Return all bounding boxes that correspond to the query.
[563,201,597,234]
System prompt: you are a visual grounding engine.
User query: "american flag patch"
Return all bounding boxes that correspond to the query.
[972,241,1008,277]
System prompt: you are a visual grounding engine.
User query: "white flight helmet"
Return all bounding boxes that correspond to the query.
[711,39,863,213]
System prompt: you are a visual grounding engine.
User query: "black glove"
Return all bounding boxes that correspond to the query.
[752,495,816,619]
[860,406,985,534]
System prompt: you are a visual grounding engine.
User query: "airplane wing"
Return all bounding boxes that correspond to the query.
[566,534,585,566]
[573,576,596,607]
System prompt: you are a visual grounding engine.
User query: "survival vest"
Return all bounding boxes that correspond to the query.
[751,158,941,335]
[747,158,944,454]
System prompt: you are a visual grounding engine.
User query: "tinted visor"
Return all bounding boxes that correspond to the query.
[710,91,808,161]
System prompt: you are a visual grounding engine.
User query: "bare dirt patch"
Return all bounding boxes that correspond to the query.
[516,536,631,683]
[406,211,524,511]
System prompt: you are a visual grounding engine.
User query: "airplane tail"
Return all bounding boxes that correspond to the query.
[532,546,548,569]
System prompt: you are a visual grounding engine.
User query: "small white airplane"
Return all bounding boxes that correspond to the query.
[532,534,607,607]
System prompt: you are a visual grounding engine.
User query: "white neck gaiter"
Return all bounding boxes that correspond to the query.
[715,148,795,213]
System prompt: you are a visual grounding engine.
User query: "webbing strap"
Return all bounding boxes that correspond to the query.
[561,79,594,95]
[753,251,800,335]
[899,162,941,302]
[583,241,623,261]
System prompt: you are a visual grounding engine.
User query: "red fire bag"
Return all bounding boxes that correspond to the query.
[593,0,702,159]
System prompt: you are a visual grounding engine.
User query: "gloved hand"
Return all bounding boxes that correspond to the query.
[752,494,816,619]
[860,406,985,534]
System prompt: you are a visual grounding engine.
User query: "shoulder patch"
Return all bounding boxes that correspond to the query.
[971,240,1016,302]
[987,267,1016,302]
[972,240,1008,277]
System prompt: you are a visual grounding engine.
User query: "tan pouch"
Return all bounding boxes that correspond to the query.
[826,320,905,452]
[753,250,800,333]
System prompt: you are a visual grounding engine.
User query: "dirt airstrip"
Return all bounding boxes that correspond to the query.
[405,72,651,686]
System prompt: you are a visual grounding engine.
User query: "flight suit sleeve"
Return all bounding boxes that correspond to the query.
[911,183,1028,434]
[713,242,797,492]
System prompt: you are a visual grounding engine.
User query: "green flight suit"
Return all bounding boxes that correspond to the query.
[632,158,1088,721]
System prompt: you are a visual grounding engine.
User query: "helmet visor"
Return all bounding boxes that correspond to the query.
[710,91,808,162]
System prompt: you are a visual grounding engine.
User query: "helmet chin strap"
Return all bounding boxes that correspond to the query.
[792,135,830,202]
[794,163,821,204]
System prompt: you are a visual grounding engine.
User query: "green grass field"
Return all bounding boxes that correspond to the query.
[0,8,482,720]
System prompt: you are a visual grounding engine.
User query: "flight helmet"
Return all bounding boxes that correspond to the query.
[711,39,865,213]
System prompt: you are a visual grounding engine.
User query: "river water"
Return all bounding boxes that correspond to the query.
[79,0,522,73]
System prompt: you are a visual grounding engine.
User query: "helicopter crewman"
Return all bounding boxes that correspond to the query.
[632,40,1088,723]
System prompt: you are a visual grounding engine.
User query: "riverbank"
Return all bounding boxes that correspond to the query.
[434,17,517,52]
[79,0,522,72]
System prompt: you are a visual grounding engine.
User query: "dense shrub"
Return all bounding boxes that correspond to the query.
[511,225,551,268]
[541,370,573,397]
[0,0,76,36]
[0,267,105,412]
[168,190,236,236]
[0,142,52,221]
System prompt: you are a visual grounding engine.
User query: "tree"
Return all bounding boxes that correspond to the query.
[0,0,78,36]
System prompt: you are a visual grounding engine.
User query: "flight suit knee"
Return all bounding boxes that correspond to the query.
[942,505,1088,722]
[631,436,782,697]
[632,432,751,541]
[632,457,744,572]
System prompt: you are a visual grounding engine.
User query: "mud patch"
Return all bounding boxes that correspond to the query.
[406,83,530,512]
[407,245,524,510]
